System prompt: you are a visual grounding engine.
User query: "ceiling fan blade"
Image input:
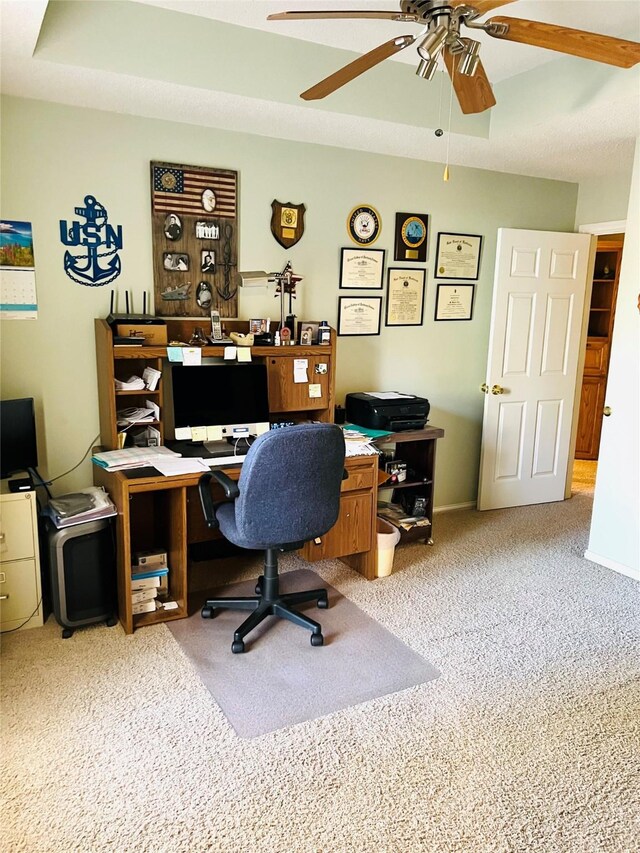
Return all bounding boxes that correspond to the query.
[450,0,516,15]
[485,17,640,68]
[268,10,418,22]
[443,48,496,114]
[300,35,416,100]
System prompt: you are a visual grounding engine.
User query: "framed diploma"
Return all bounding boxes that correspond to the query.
[339,248,385,289]
[434,283,475,321]
[385,267,425,327]
[435,232,483,280]
[394,212,428,262]
[337,296,382,336]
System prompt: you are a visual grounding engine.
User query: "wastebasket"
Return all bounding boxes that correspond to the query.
[376,517,401,577]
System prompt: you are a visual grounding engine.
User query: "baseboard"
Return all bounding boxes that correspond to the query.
[584,550,639,582]
[434,501,476,514]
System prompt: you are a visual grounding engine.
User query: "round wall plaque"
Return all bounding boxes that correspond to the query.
[347,205,381,245]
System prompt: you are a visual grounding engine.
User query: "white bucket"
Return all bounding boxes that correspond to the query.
[376,517,401,577]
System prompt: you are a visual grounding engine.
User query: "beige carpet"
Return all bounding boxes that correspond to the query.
[2,492,639,852]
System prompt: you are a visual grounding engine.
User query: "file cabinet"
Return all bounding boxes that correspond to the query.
[0,491,44,631]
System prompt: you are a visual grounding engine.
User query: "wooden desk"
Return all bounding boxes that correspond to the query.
[95,452,380,635]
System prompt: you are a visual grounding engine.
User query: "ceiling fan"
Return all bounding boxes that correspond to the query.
[268,1,640,114]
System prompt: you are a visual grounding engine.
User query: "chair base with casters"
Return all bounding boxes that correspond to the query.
[201,546,328,653]
[198,423,346,654]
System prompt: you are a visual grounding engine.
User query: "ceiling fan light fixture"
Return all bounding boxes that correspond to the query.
[417,24,448,61]
[459,40,481,77]
[416,57,439,80]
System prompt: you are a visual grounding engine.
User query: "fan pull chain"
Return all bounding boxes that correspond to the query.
[443,59,455,182]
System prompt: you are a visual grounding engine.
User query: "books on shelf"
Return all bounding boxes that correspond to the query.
[377,501,430,532]
[132,587,158,605]
[132,599,157,615]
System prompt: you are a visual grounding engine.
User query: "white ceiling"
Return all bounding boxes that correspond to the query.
[2,0,639,184]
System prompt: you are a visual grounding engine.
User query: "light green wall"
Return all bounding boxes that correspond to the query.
[0,95,579,504]
[575,170,633,227]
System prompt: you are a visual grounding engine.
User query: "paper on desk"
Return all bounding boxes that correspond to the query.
[183,347,201,366]
[237,347,252,362]
[294,358,308,383]
[364,391,413,400]
[153,457,210,476]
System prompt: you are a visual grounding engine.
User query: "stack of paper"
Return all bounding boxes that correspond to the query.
[91,446,181,471]
[44,486,117,529]
[114,375,145,391]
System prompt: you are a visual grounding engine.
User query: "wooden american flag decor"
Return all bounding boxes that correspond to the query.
[150,161,239,318]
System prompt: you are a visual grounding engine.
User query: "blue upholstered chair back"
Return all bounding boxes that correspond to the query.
[217,424,345,549]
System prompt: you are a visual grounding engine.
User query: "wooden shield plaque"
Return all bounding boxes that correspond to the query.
[271,200,305,249]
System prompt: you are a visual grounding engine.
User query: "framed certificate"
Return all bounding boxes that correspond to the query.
[337,296,382,336]
[394,212,428,262]
[385,268,425,326]
[434,283,475,321]
[339,248,385,289]
[435,233,483,280]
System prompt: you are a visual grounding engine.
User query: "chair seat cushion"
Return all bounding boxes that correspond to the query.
[215,502,302,551]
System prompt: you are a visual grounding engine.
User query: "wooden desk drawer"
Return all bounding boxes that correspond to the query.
[301,492,372,561]
[584,340,608,375]
[341,465,375,493]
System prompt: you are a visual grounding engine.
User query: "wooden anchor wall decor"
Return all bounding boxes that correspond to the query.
[150,161,239,318]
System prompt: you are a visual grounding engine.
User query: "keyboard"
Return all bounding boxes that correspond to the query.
[205,455,245,467]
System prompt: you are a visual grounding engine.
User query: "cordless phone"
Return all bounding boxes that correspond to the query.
[210,310,223,341]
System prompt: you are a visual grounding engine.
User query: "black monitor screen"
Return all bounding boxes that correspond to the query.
[1,398,38,478]
[171,362,269,432]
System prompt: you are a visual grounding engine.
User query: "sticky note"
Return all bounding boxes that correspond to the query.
[237,348,252,363]
[224,346,237,360]
[206,425,223,441]
[309,384,322,399]
[167,346,183,363]
[183,347,201,366]
[175,427,191,440]
[190,426,207,441]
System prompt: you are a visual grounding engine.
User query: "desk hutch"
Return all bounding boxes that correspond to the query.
[94,318,443,634]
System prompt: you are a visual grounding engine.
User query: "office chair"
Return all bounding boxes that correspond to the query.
[198,423,346,653]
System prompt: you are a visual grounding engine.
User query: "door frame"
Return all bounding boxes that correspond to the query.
[565,219,627,497]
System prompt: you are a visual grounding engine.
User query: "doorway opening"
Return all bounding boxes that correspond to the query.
[572,220,626,498]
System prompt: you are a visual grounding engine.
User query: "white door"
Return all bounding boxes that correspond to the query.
[477,228,593,511]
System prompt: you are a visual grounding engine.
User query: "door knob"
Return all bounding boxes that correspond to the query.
[480,383,489,394]
[603,406,612,417]
[491,384,505,395]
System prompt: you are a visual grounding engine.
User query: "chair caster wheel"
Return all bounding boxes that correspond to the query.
[231,639,245,654]
[201,606,216,619]
[310,632,324,647]
[62,628,74,639]
[317,596,329,609]
[255,576,264,595]
[106,616,117,628]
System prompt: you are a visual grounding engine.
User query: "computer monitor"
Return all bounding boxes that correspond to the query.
[170,360,270,453]
[0,398,38,478]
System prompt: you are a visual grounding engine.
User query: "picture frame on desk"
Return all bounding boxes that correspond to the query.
[298,321,319,345]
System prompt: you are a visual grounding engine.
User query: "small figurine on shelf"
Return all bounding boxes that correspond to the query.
[188,326,208,347]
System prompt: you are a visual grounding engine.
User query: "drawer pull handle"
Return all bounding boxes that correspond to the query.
[0,594,8,600]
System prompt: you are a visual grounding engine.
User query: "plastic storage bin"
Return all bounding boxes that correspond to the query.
[376,517,401,577]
